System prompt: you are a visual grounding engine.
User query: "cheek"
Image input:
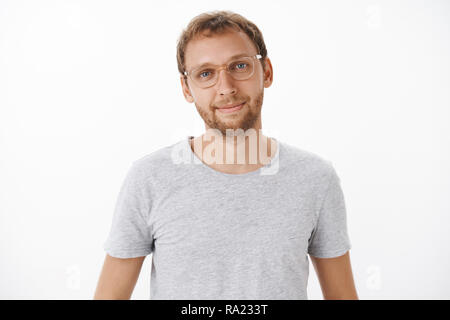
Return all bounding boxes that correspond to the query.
[255,73,265,89]
[194,92,215,108]
[242,82,262,101]
[244,72,265,91]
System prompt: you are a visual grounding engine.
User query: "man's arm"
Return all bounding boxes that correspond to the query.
[94,254,146,300]
[309,251,359,300]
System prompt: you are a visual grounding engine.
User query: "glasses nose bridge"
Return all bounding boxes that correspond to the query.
[213,63,232,86]
[216,63,231,75]
[215,62,236,83]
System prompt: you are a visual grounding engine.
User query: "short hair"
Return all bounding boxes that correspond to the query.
[176,10,268,81]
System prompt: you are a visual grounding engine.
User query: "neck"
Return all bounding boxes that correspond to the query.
[189,128,277,174]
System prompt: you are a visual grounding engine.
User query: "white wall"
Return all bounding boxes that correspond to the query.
[0,0,449,299]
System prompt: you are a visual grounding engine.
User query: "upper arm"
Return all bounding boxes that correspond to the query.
[310,250,359,300]
[94,254,146,300]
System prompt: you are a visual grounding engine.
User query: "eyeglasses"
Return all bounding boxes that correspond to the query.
[184,54,262,89]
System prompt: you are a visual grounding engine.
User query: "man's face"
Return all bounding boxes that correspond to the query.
[181,29,273,135]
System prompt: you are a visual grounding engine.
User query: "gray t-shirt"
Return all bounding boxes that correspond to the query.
[103,136,352,299]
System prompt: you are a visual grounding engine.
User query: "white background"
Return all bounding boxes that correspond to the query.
[1,0,449,299]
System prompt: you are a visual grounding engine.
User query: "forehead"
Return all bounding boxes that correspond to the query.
[184,30,258,70]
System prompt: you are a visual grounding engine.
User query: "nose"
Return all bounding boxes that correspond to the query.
[216,69,237,96]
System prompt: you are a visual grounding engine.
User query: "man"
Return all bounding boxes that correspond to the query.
[94,10,358,300]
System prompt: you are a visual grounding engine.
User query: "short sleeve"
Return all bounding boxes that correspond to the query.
[103,161,154,258]
[307,164,352,258]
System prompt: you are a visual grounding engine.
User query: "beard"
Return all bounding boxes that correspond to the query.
[194,90,264,136]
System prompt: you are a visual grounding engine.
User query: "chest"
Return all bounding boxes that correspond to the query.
[149,179,317,260]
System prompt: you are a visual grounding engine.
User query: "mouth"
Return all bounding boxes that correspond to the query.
[217,102,246,114]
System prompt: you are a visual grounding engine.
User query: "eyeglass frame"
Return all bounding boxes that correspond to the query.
[183,54,263,88]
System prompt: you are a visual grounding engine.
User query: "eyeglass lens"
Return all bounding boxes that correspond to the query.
[191,57,255,87]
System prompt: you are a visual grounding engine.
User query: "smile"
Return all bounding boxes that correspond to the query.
[217,102,245,114]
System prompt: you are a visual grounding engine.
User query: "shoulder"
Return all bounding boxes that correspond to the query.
[279,140,336,178]
[133,144,174,168]
[126,140,184,182]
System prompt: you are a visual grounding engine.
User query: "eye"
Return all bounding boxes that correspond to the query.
[200,71,211,78]
[195,69,214,80]
[230,61,249,72]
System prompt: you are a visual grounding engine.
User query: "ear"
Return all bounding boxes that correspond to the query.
[180,75,195,103]
[262,57,273,88]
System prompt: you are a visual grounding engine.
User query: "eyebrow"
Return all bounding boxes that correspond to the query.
[190,53,252,71]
